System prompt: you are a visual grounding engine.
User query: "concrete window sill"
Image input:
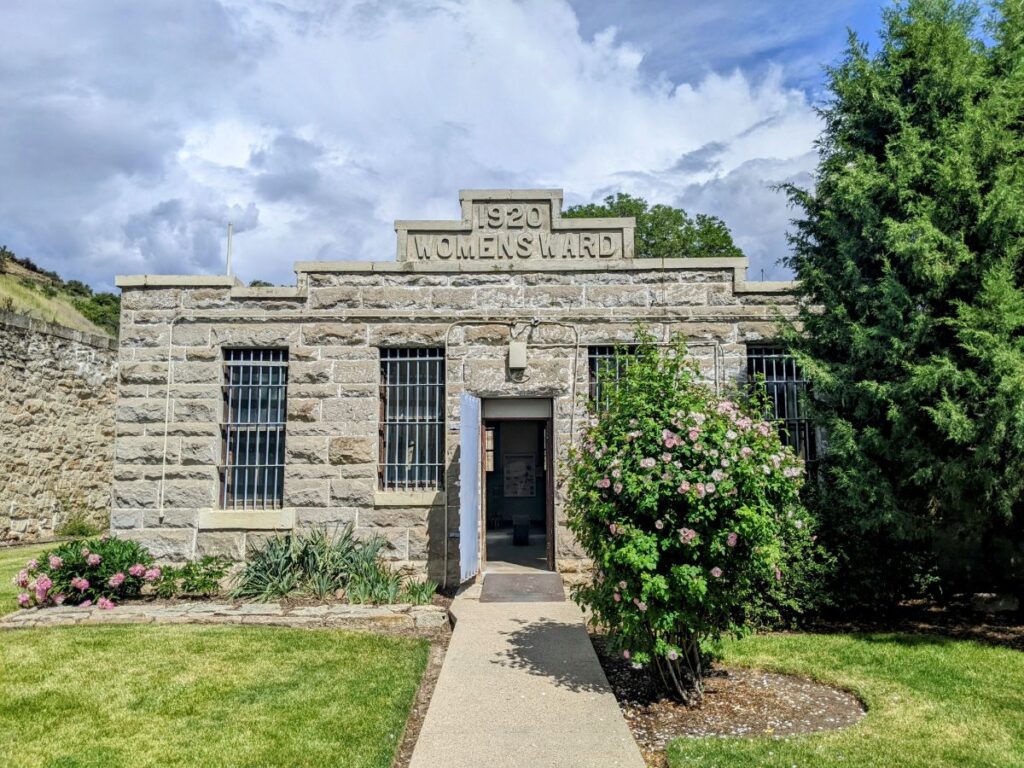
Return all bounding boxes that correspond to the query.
[374,491,445,508]
[197,509,297,530]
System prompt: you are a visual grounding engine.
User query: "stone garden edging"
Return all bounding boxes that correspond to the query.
[0,601,450,633]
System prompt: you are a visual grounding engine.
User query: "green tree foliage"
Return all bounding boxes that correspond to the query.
[784,0,1024,602]
[564,193,743,259]
[566,335,822,703]
[73,292,121,337]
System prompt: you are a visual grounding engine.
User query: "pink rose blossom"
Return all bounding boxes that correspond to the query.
[710,567,723,579]
[622,650,631,660]
[774,566,783,582]
[613,482,623,494]
[71,577,89,592]
[677,481,691,494]
[48,555,63,570]
[596,477,611,489]
[740,446,753,458]
[608,523,618,535]
[639,457,656,469]
[618,581,627,590]
[726,532,738,548]
[679,528,697,545]
[667,650,679,661]
[86,554,102,567]
[17,593,30,608]
[661,453,672,463]
[654,520,664,530]
[613,592,621,602]
[108,572,126,588]
[97,597,115,610]
[706,483,716,494]
[688,429,700,442]
[637,602,647,612]
[143,567,162,582]
[128,563,146,577]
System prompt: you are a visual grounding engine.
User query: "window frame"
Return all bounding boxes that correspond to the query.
[219,348,289,510]
[587,344,636,409]
[745,343,818,467]
[378,347,446,491]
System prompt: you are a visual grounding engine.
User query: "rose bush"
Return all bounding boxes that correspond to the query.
[567,335,825,703]
[13,536,157,609]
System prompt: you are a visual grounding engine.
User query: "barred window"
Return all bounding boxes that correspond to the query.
[221,349,288,509]
[746,345,817,466]
[588,345,635,408]
[379,348,445,490]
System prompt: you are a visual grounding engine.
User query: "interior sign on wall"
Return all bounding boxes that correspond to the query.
[395,189,635,263]
[503,454,536,498]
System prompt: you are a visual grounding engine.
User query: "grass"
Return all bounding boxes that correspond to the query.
[0,624,429,768]
[0,274,109,335]
[0,544,50,616]
[668,632,1024,768]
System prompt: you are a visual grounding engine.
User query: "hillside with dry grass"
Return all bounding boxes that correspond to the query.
[0,248,118,337]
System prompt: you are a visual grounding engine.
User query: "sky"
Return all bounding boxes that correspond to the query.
[0,0,885,289]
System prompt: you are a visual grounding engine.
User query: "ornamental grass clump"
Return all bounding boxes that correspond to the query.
[13,536,156,609]
[567,335,820,704]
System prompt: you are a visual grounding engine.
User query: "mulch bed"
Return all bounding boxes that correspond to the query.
[393,627,450,768]
[591,635,865,767]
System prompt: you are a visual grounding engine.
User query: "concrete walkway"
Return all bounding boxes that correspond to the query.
[409,579,645,768]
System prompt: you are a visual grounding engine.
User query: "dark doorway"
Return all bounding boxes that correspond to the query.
[483,418,553,571]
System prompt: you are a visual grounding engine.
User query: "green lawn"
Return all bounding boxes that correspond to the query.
[0,624,429,768]
[0,544,50,615]
[669,632,1024,768]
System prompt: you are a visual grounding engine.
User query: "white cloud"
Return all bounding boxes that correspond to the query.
[0,0,822,288]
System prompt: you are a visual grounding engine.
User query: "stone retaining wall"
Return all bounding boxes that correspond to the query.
[0,600,449,633]
[1,312,117,542]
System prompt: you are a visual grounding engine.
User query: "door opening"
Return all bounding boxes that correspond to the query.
[483,418,553,572]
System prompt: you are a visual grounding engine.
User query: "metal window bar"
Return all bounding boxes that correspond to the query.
[379,348,445,491]
[746,345,818,467]
[587,345,636,410]
[220,348,288,510]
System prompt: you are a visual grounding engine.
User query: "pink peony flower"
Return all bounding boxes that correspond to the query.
[71,577,89,591]
[53,593,66,605]
[14,570,29,588]
[143,567,161,582]
[611,468,621,479]
[80,600,93,608]
[86,554,102,567]
[26,559,38,571]
[710,567,723,579]
[108,572,126,588]
[97,597,115,610]
[128,563,146,577]
[726,532,738,548]
[48,555,63,570]
[17,593,31,608]
[36,574,52,592]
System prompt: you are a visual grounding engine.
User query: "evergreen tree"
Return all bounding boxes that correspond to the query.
[786,0,1024,602]
[564,193,743,259]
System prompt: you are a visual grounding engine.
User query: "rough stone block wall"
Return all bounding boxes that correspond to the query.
[112,261,798,585]
[0,312,117,542]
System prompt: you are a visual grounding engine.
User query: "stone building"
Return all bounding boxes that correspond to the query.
[112,189,810,587]
[1,311,117,542]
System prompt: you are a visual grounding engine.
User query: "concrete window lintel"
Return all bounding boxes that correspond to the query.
[197,509,297,530]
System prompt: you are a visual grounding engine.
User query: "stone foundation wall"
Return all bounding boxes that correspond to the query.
[113,260,797,585]
[0,312,117,542]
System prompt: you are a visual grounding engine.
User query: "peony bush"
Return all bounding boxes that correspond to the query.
[13,536,158,609]
[567,335,822,704]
